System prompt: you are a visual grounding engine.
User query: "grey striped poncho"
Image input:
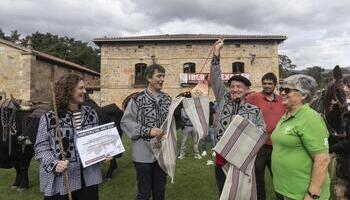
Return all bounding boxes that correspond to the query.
[213,115,266,200]
[149,96,209,182]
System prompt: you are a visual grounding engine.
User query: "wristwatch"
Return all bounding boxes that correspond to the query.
[308,191,320,199]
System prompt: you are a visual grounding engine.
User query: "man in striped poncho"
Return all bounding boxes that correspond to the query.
[210,39,266,200]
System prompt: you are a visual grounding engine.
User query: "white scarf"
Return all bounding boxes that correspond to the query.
[149,96,209,182]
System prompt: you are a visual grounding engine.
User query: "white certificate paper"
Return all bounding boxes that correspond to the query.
[76,122,125,168]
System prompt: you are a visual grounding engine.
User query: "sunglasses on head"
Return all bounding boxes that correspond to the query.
[279,87,299,94]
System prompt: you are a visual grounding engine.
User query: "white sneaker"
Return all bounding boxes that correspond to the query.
[201,151,207,157]
[194,154,202,159]
[178,154,185,160]
[206,160,214,166]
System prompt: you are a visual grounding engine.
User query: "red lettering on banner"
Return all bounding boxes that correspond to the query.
[182,73,248,84]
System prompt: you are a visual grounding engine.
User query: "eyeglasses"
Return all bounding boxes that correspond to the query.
[279,87,300,94]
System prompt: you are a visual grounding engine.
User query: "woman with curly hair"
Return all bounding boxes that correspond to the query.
[34,74,103,200]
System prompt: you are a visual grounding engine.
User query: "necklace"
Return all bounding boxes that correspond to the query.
[1,107,9,142]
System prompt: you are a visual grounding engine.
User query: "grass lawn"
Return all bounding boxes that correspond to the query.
[0,131,277,200]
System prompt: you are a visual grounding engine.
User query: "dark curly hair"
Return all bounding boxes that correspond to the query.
[262,72,277,85]
[55,74,83,110]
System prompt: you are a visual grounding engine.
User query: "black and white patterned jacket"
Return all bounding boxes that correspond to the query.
[121,88,171,163]
[34,105,102,196]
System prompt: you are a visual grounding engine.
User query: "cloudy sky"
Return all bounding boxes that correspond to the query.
[0,0,349,69]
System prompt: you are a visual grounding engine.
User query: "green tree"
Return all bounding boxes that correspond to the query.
[0,28,5,39]
[303,66,331,89]
[1,28,100,71]
[279,54,297,78]
[8,30,21,43]
[0,29,21,43]
[21,32,100,71]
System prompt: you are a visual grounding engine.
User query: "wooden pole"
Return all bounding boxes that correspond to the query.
[50,82,73,200]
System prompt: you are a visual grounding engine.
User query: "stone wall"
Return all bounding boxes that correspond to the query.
[0,43,32,100]
[100,41,280,107]
[30,58,69,102]
[0,42,100,102]
[31,57,100,102]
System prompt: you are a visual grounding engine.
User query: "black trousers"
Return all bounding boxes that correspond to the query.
[214,166,226,197]
[43,185,99,200]
[255,145,283,200]
[278,194,292,200]
[134,161,167,200]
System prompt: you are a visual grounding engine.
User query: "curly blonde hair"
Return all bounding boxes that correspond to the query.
[55,74,83,110]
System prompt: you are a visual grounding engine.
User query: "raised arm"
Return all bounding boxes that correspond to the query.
[210,39,227,108]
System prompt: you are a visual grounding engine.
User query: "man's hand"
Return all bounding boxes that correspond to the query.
[105,154,113,163]
[55,160,69,173]
[150,128,163,137]
[213,38,224,56]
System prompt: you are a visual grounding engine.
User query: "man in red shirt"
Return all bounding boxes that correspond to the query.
[246,72,285,200]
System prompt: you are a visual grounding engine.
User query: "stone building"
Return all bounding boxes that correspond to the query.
[0,38,100,103]
[93,34,287,107]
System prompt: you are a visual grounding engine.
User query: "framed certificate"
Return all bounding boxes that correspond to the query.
[76,122,125,168]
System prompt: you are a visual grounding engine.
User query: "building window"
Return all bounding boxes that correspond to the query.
[183,62,196,73]
[186,44,192,49]
[0,92,5,101]
[232,62,244,73]
[135,63,147,85]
